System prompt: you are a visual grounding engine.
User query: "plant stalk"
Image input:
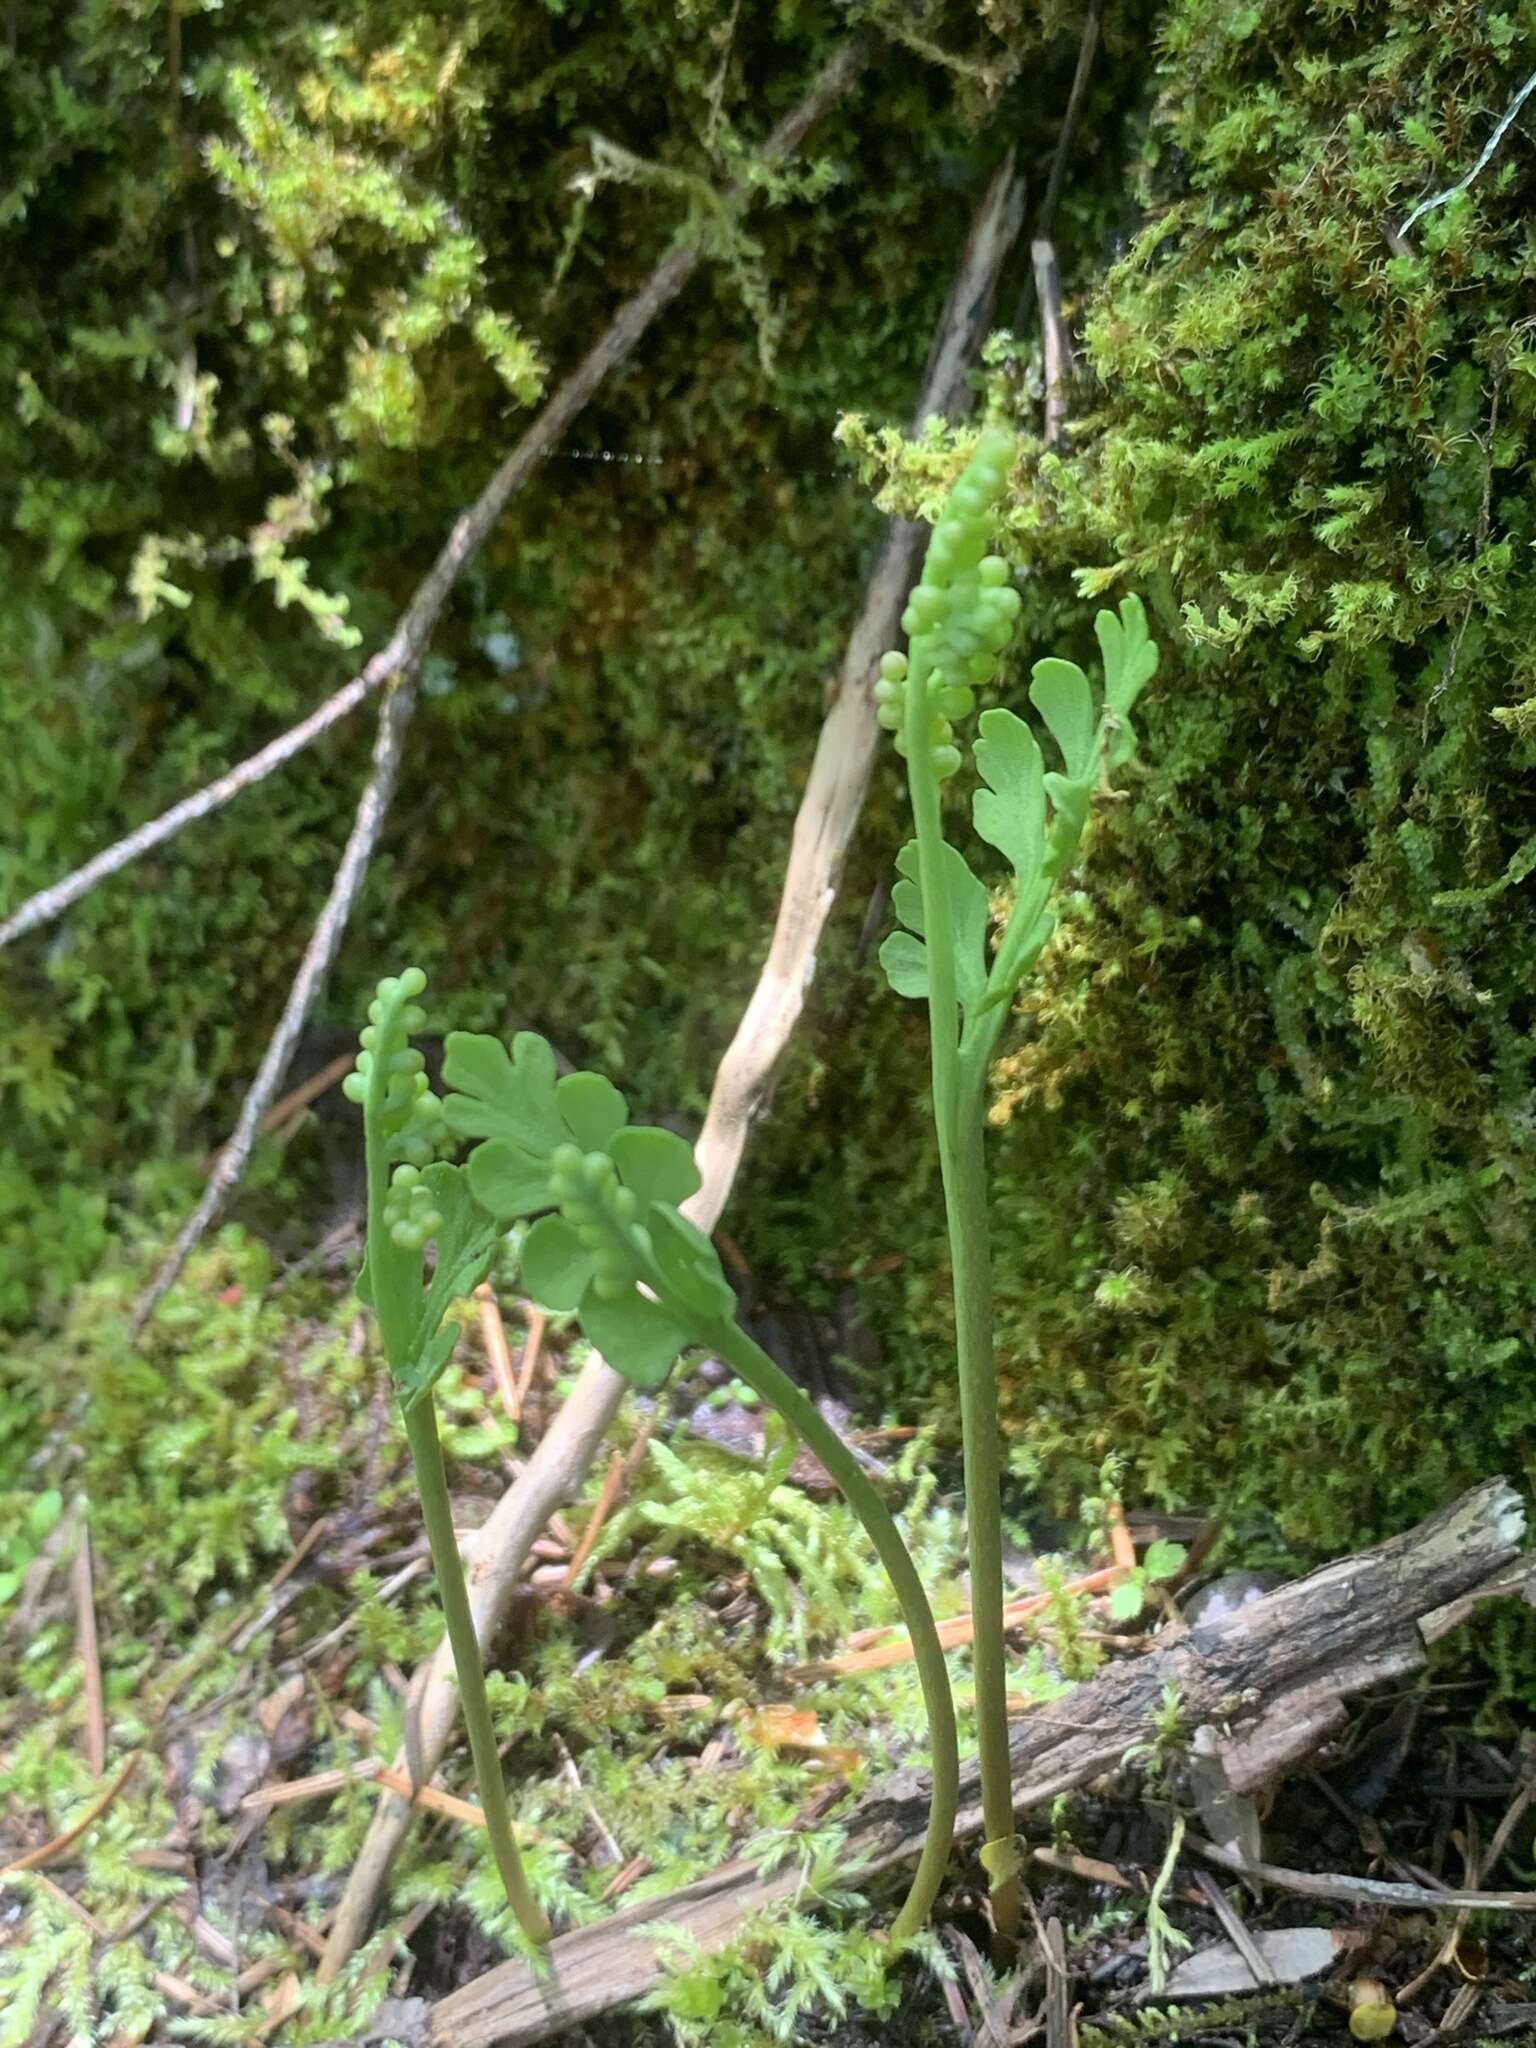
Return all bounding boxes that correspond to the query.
[934,1079,1019,1941]
[359,1001,549,1948]
[706,1318,960,1944]
[402,1393,552,1946]
[904,653,1022,1943]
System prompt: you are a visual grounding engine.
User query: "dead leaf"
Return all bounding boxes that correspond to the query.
[1164,1927,1359,1998]
[735,1705,862,1774]
[1189,1723,1264,1868]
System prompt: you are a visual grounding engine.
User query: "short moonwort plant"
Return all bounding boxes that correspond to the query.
[874,425,1158,1939]
[343,973,552,1946]
[345,975,961,1944]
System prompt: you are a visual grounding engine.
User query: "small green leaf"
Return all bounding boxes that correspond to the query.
[0,1569,20,1606]
[1144,1539,1187,1582]
[400,1323,460,1410]
[609,1125,701,1207]
[649,1205,736,1322]
[1095,594,1158,718]
[521,1213,595,1311]
[1105,709,1138,772]
[1042,771,1092,876]
[1108,1577,1146,1621]
[880,929,930,1000]
[443,1031,564,1153]
[580,1288,692,1390]
[974,708,1047,883]
[979,1833,1025,1889]
[891,842,925,937]
[882,841,988,1019]
[556,1070,628,1151]
[410,1164,497,1366]
[465,1137,552,1220]
[1030,656,1096,778]
[942,841,991,1020]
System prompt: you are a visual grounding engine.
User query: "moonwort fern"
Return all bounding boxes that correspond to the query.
[346,974,960,1942]
[874,425,1158,1939]
[343,971,551,1945]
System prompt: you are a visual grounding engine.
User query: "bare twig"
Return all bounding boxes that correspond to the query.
[512,1308,546,1424]
[1037,1,1104,241]
[131,678,418,1328]
[1193,1868,1275,1987]
[1,1753,141,1876]
[1398,64,1536,241]
[1041,1912,1071,2048]
[1033,238,1076,448]
[0,672,383,950]
[317,142,1023,1982]
[1186,1833,1536,1912]
[559,1452,625,1595]
[130,38,868,1334]
[0,51,861,958]
[474,1285,521,1419]
[217,1049,355,1163]
[799,1566,1121,1678]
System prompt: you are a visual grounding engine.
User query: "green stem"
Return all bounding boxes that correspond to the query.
[359,1016,548,1947]
[936,1078,1019,1941]
[704,1318,960,1944]
[402,1393,552,1946]
[903,656,1022,1943]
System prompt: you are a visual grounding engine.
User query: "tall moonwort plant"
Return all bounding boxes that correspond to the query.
[346,975,961,1943]
[875,427,1157,1938]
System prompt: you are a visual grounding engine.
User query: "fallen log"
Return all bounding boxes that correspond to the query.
[430,1478,1531,2048]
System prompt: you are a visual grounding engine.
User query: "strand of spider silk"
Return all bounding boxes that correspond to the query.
[360,1028,550,1946]
[900,622,1020,1944]
[704,1317,960,1943]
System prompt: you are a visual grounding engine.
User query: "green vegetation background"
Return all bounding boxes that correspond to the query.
[7,0,1536,1580]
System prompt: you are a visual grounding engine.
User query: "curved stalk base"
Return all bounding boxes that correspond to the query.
[403,1397,552,1947]
[707,1320,960,1943]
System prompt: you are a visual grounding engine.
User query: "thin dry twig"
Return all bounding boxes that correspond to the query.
[1105,1498,1137,1575]
[1033,237,1076,448]
[512,1307,547,1423]
[801,1566,1122,1679]
[1187,1832,1536,1912]
[69,1513,106,1779]
[132,680,419,1328]
[1035,0,1104,244]
[211,1049,356,1164]
[241,1761,386,1811]
[129,45,867,1329]
[317,138,1022,1982]
[0,674,383,950]
[0,1753,141,1876]
[559,1452,626,1595]
[1194,1868,1276,1987]
[1042,1912,1071,2048]
[474,1285,521,1420]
